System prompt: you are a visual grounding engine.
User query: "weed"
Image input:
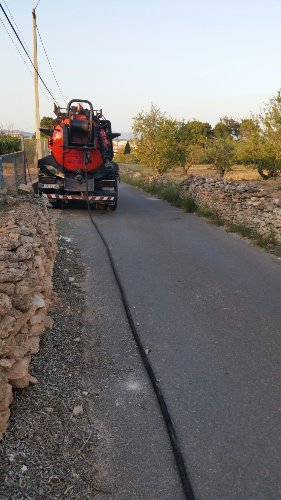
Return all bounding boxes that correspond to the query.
[196,205,223,225]
[255,230,278,248]
[6,187,18,197]
[181,196,197,213]
[227,223,256,239]
[158,184,182,206]
[227,224,281,256]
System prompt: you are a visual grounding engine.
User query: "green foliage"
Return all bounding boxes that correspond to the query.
[213,117,241,138]
[257,92,281,179]
[181,196,197,212]
[114,152,139,164]
[0,135,21,155]
[130,91,281,180]
[222,116,240,137]
[124,141,131,154]
[196,205,223,225]
[236,118,262,165]
[159,183,182,205]
[180,120,212,145]
[227,223,281,255]
[235,92,281,179]
[40,116,55,137]
[205,137,236,177]
[133,105,188,174]
[185,143,205,172]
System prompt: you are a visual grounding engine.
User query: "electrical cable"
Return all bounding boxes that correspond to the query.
[84,164,196,500]
[0,14,52,103]
[3,0,30,53]
[1,0,54,103]
[36,24,67,105]
[34,0,41,10]
[0,2,59,105]
[0,14,33,78]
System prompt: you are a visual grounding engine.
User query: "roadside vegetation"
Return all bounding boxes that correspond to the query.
[117,90,281,181]
[0,135,21,155]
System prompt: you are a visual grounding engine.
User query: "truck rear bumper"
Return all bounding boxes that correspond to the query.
[42,194,115,203]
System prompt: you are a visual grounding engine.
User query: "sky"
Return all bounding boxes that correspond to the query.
[1,0,281,134]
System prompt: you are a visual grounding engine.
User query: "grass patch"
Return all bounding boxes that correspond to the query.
[158,184,182,206]
[196,205,223,225]
[181,196,197,213]
[227,223,281,256]
[227,223,256,239]
[255,231,281,256]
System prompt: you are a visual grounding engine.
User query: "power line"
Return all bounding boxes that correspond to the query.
[34,0,41,10]
[0,2,59,105]
[0,14,52,103]
[1,2,64,109]
[3,0,30,54]
[36,24,67,105]
[0,15,33,76]
[0,1,51,104]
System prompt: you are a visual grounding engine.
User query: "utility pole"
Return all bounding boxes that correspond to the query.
[32,8,42,163]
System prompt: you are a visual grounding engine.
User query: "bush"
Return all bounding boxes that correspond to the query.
[181,196,197,212]
[0,135,21,155]
[158,183,182,206]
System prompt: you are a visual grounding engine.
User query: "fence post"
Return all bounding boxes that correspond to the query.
[0,156,4,189]
[14,153,18,190]
[21,136,27,184]
[23,151,27,184]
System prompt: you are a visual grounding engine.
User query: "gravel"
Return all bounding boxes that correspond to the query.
[0,237,107,499]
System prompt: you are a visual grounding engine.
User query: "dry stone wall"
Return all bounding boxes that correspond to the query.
[0,192,56,439]
[181,176,281,242]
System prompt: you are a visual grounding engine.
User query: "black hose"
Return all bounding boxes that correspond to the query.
[85,169,195,500]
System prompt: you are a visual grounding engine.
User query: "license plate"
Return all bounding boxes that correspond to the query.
[39,184,60,189]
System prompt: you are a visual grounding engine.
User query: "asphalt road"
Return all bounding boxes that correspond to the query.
[60,183,281,500]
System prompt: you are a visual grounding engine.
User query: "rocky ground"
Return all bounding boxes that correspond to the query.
[0,232,106,499]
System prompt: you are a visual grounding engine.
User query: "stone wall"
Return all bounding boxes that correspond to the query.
[0,192,56,439]
[181,176,281,242]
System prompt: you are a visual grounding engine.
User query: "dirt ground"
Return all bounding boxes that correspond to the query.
[0,233,107,499]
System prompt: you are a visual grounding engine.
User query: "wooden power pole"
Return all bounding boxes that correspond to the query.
[32,8,42,163]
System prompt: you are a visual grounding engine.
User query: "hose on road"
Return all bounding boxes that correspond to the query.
[85,169,195,500]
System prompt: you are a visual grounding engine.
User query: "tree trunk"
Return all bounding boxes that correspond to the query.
[257,165,276,180]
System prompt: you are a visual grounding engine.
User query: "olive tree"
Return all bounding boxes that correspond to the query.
[133,105,187,174]
[205,137,236,178]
